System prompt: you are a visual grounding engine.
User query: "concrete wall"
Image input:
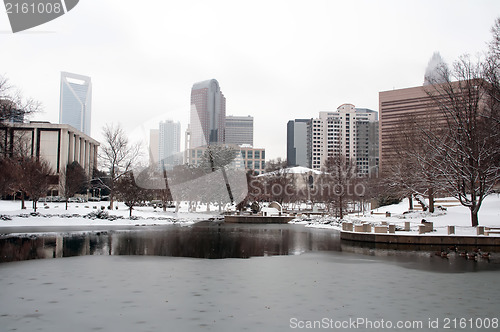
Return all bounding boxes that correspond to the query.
[341,231,500,246]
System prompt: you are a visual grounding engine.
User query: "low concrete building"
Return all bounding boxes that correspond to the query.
[0,121,99,195]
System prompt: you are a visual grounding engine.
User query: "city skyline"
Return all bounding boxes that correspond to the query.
[1,1,499,160]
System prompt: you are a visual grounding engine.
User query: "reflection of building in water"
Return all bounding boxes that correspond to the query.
[0,227,345,263]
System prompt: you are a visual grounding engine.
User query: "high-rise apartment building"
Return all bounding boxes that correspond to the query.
[189,79,226,149]
[225,115,253,146]
[158,120,181,170]
[287,119,311,168]
[59,72,92,136]
[310,104,378,175]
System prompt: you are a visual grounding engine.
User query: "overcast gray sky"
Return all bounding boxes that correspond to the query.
[1,0,499,160]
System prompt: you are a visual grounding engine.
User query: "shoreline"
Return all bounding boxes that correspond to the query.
[340,230,500,247]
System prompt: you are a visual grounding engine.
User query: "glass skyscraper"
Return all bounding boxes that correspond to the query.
[59,72,92,136]
[189,79,226,149]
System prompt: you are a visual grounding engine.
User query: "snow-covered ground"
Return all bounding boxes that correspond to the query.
[1,195,499,237]
[0,200,220,228]
[292,194,500,237]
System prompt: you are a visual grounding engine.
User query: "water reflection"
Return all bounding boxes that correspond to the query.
[0,224,341,262]
[1,223,499,272]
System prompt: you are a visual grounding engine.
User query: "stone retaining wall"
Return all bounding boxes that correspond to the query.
[340,231,500,246]
[224,215,295,224]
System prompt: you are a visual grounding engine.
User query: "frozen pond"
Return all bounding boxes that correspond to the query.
[1,223,500,331]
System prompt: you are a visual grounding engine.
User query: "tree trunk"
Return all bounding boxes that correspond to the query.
[339,196,343,219]
[471,209,479,227]
[33,200,37,212]
[66,200,68,210]
[129,206,132,217]
[408,194,413,210]
[428,187,435,213]
[21,192,25,209]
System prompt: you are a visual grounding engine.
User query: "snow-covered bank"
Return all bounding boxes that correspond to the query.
[291,195,500,237]
[0,201,219,228]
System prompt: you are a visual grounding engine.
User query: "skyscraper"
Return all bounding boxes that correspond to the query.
[158,120,181,170]
[189,79,226,149]
[149,129,159,165]
[310,104,378,175]
[379,85,446,174]
[59,72,92,136]
[225,115,253,146]
[287,119,311,168]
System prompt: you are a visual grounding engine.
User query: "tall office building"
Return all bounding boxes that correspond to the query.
[158,120,181,169]
[225,115,253,146]
[149,129,159,165]
[379,85,448,175]
[287,119,311,168]
[189,79,226,149]
[310,104,378,175]
[59,72,92,136]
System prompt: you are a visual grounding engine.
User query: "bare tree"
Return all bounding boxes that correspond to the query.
[16,157,54,212]
[423,55,500,226]
[265,158,287,172]
[0,75,42,122]
[0,157,16,197]
[484,17,500,126]
[99,124,142,209]
[322,155,357,219]
[385,114,446,212]
[264,167,294,206]
[115,171,147,217]
[61,161,88,210]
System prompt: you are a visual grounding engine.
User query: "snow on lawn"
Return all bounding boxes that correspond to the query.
[0,200,221,228]
[292,194,500,237]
